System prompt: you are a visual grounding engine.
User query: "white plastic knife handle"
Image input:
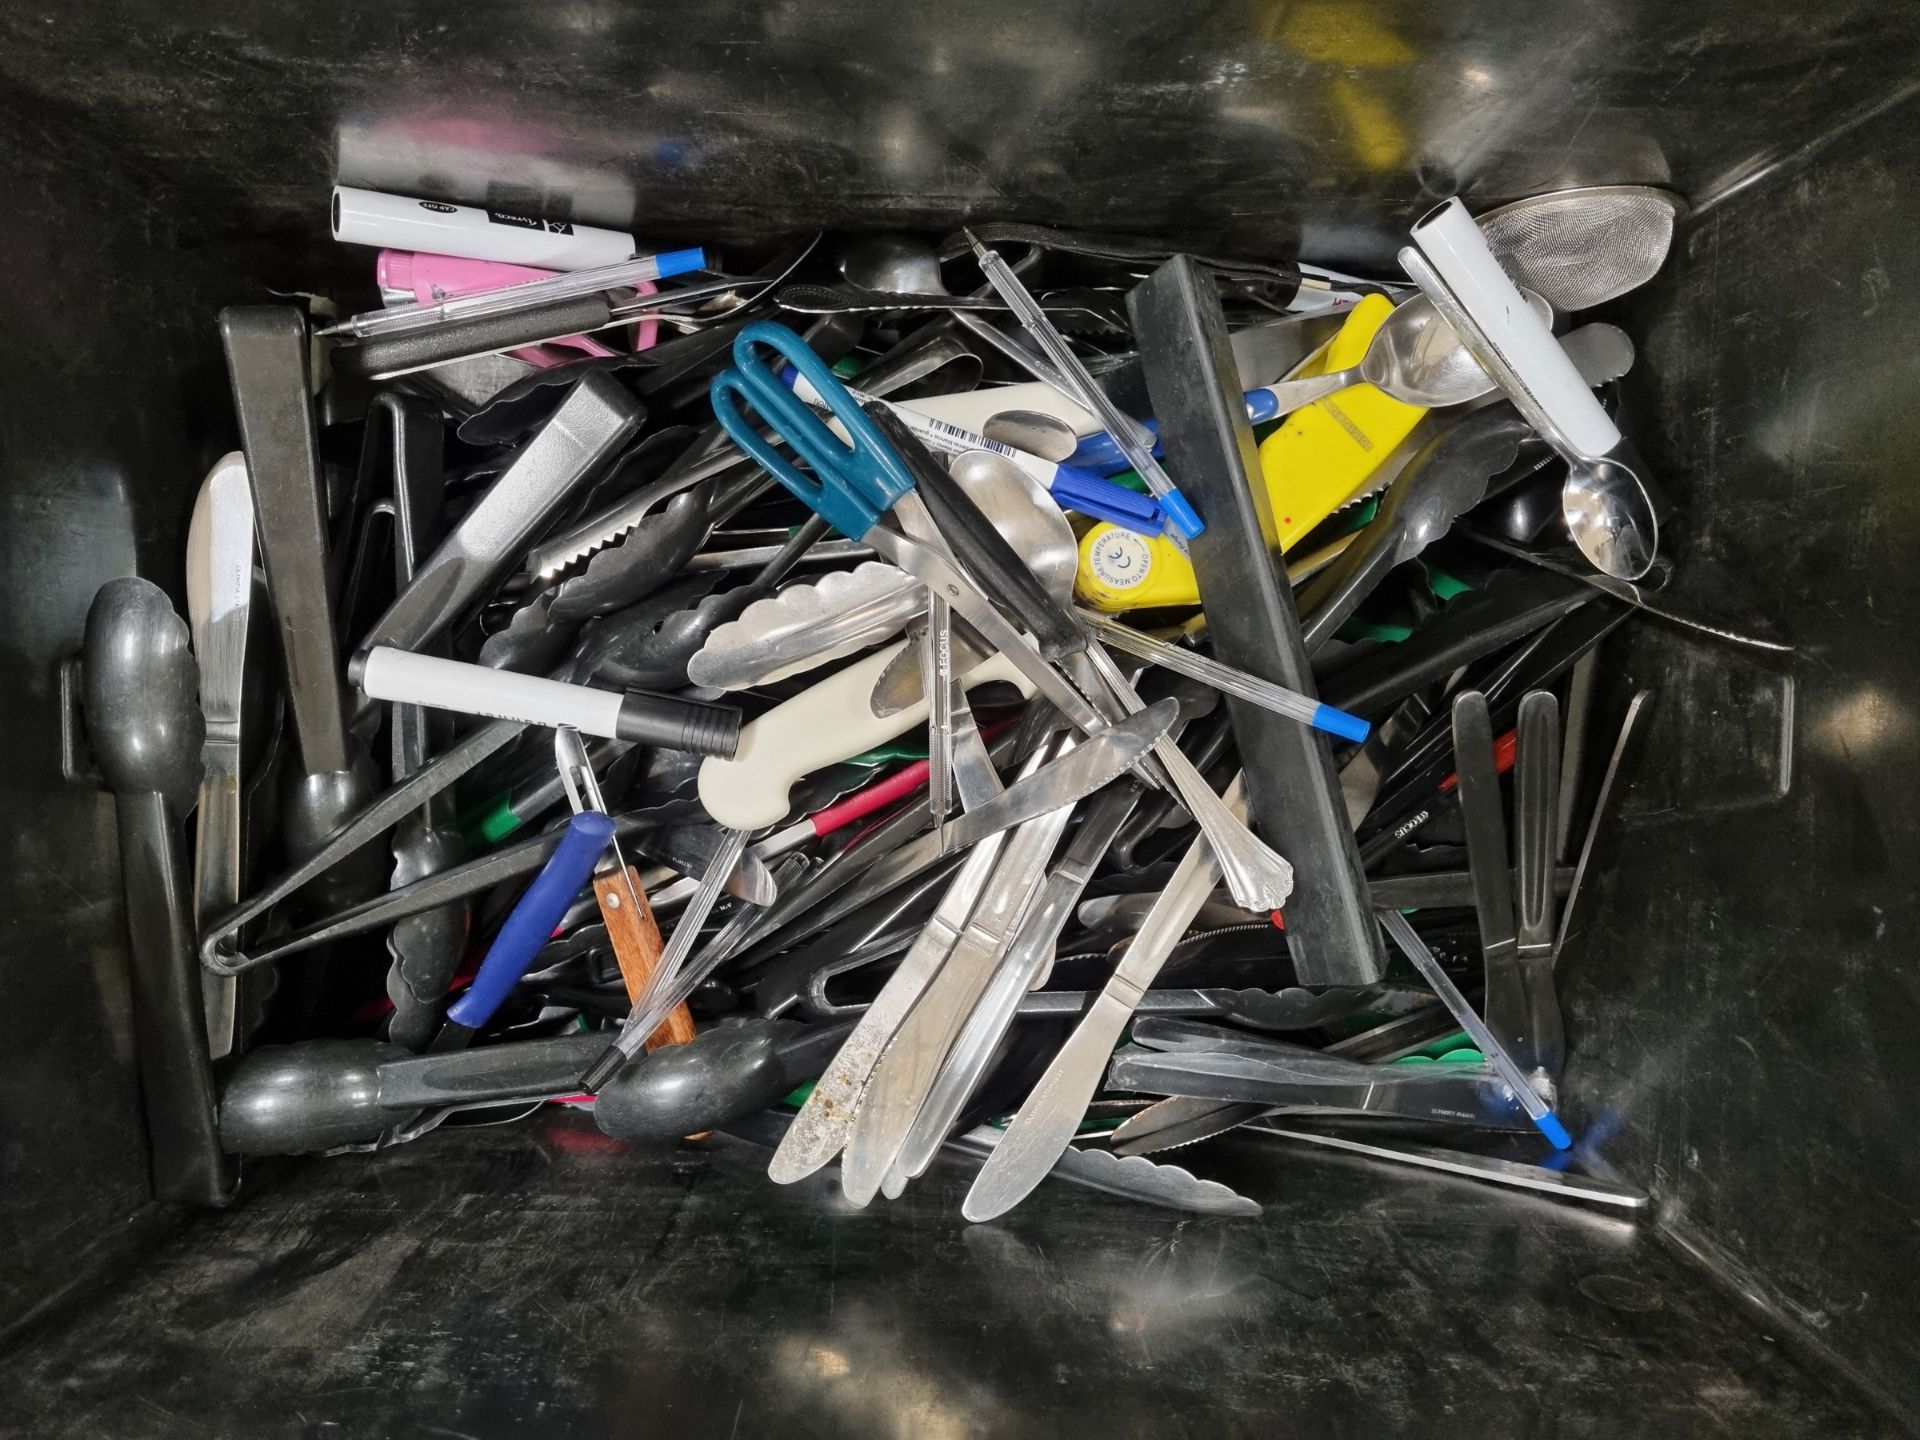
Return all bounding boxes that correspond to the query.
[698,640,1031,830]
[1410,198,1621,457]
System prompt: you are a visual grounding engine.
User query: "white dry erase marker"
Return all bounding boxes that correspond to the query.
[357,647,742,757]
[332,186,639,271]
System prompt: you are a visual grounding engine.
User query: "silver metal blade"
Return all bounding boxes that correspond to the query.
[962,781,1242,1223]
[185,453,254,737]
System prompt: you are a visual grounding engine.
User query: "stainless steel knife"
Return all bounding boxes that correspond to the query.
[185,452,255,1059]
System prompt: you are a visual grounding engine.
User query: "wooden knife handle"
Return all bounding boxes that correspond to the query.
[593,866,697,1049]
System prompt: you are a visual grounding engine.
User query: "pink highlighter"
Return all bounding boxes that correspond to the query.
[375,250,658,367]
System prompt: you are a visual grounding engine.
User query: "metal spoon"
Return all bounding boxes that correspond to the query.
[593,1019,855,1141]
[83,578,234,1204]
[1250,290,1551,415]
[1399,238,1659,582]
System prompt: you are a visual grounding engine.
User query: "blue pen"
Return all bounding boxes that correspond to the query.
[964,232,1207,541]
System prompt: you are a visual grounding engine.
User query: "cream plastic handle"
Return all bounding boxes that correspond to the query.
[897,383,1098,438]
[698,640,1034,829]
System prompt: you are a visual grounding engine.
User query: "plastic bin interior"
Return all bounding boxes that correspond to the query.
[3,2,1919,1434]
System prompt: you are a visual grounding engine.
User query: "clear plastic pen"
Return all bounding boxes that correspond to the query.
[1077,611,1371,743]
[323,248,710,339]
[580,826,748,1090]
[1377,908,1573,1149]
[964,230,1207,540]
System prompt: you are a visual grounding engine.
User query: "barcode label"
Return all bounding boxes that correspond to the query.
[902,411,1015,459]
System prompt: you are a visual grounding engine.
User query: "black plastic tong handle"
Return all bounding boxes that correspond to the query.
[863,402,1085,663]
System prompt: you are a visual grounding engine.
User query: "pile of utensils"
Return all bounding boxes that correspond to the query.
[76,181,1771,1221]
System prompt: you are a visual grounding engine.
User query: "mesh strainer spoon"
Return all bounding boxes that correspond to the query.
[1477,185,1687,312]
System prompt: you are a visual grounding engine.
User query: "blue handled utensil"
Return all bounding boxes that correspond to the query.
[435,810,615,1048]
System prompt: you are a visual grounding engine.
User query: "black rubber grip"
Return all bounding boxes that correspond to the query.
[614,690,743,758]
[332,293,616,379]
[865,404,1084,662]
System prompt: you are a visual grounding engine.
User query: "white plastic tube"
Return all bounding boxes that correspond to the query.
[361,647,623,736]
[1409,197,1621,457]
[332,186,637,270]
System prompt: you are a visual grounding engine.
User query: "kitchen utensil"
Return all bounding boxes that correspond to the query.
[211,800,698,973]
[1404,201,1660,581]
[358,648,741,755]
[185,452,254,1059]
[1252,1125,1650,1209]
[789,365,1163,532]
[952,1127,1261,1217]
[480,479,716,673]
[1241,289,1549,416]
[961,777,1248,1222]
[83,578,233,1205]
[200,719,526,973]
[328,275,763,380]
[840,743,1080,1202]
[966,231,1204,538]
[1296,403,1533,653]
[1459,529,1792,653]
[688,561,925,691]
[768,710,1173,1186]
[357,370,642,661]
[1077,611,1371,740]
[841,233,1086,402]
[1454,691,1563,1085]
[897,381,1097,443]
[372,391,471,1054]
[922,594,956,847]
[723,1109,1260,1218]
[1356,725,1518,869]
[571,517,833,695]
[1376,910,1571,1148]
[219,1033,608,1155]
[706,324,1292,909]
[219,307,381,906]
[433,811,615,1048]
[1513,691,1567,1078]
[580,827,754,1089]
[523,313,960,579]
[1560,689,1657,957]
[1106,996,1463,1156]
[1317,567,1593,720]
[593,1019,856,1141]
[556,728,697,1049]
[767,820,1012,1184]
[1108,1045,1535,1129]
[1477,184,1685,312]
[1129,256,1375,980]
[867,446,1084,716]
[883,789,1156,1184]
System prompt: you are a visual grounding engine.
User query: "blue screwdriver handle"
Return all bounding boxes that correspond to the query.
[446,811,616,1031]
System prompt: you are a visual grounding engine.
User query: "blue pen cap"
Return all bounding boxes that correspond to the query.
[1158,490,1206,539]
[1310,703,1372,746]
[652,247,709,280]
